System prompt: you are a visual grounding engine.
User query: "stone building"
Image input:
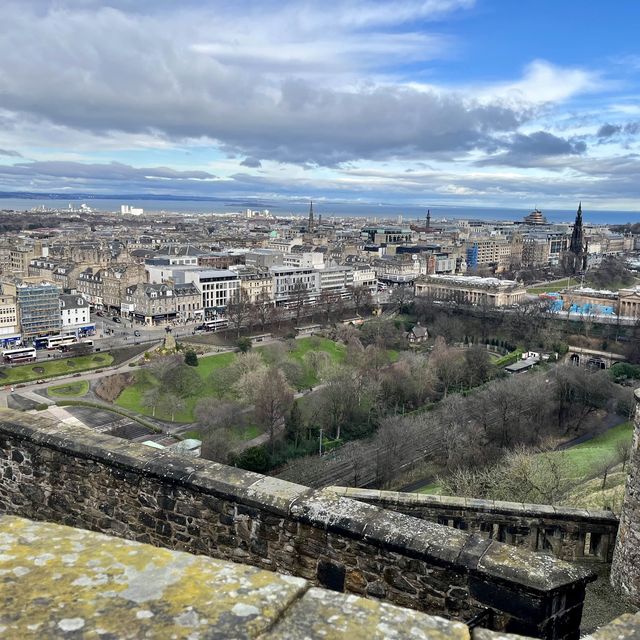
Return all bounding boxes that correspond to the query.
[414,274,527,307]
[234,268,274,304]
[76,267,104,308]
[611,388,640,605]
[102,264,146,312]
[125,283,176,325]
[173,282,202,322]
[618,286,640,318]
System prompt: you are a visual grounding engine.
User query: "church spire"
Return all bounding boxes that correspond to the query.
[426,209,431,231]
[567,202,587,273]
[308,200,314,232]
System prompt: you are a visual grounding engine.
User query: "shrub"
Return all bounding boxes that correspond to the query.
[184,350,199,367]
[233,446,270,473]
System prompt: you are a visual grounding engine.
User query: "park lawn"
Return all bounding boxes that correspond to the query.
[415,421,634,496]
[116,351,237,423]
[259,337,347,389]
[526,278,579,294]
[554,421,633,479]
[182,423,261,443]
[47,380,90,398]
[0,353,113,385]
[289,337,346,364]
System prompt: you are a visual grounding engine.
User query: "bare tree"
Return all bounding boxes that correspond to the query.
[290,282,309,325]
[616,439,632,472]
[254,291,274,331]
[349,285,372,316]
[430,336,465,398]
[254,368,294,449]
[157,391,184,421]
[389,285,414,314]
[226,289,253,338]
[142,387,162,417]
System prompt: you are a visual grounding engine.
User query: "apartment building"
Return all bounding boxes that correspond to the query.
[270,266,320,304]
[318,265,354,296]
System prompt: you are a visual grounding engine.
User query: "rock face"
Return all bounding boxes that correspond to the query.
[610,389,640,605]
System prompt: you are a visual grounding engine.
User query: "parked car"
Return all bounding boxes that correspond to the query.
[112,317,122,323]
[134,330,141,337]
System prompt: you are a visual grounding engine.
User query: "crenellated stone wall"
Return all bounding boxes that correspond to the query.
[329,488,619,563]
[0,410,595,639]
[610,388,640,605]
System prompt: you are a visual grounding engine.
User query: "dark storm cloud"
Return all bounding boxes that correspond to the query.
[0,161,218,194]
[476,131,587,168]
[596,122,640,140]
[240,157,262,168]
[597,123,622,139]
[0,1,525,166]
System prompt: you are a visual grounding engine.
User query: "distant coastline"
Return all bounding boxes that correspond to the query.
[0,193,637,225]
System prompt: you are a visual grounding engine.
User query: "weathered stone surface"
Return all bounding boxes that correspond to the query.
[331,486,619,564]
[611,390,640,605]
[477,539,593,592]
[0,515,308,639]
[586,613,640,639]
[266,587,471,639]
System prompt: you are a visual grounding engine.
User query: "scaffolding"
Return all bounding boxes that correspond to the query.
[16,283,61,339]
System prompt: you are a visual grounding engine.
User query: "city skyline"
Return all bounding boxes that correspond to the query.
[1,1,640,212]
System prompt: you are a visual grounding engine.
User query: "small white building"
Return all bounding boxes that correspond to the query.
[59,294,94,337]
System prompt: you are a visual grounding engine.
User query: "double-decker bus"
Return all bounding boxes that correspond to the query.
[46,335,78,350]
[203,319,228,332]
[2,347,37,364]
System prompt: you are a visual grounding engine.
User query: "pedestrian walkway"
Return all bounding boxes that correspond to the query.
[41,405,87,429]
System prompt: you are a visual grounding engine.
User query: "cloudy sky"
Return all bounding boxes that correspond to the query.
[1,0,640,211]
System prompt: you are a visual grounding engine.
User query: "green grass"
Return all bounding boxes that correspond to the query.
[289,337,346,363]
[493,349,523,367]
[0,353,113,385]
[555,421,633,479]
[181,423,261,443]
[116,350,237,423]
[527,278,578,294]
[116,337,387,423]
[416,482,443,495]
[415,421,634,495]
[47,380,90,398]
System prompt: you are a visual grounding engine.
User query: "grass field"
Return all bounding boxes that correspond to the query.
[417,421,634,496]
[527,278,578,294]
[0,353,113,385]
[116,338,351,423]
[116,351,236,422]
[557,421,633,479]
[47,380,90,398]
[182,424,261,443]
[285,337,346,388]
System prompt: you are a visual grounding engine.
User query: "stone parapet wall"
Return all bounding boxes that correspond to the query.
[330,488,619,563]
[4,514,637,640]
[610,389,640,605]
[0,410,595,639]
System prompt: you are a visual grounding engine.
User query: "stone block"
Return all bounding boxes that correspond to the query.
[267,587,471,640]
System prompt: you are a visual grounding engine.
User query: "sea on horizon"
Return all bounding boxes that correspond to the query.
[0,196,638,226]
